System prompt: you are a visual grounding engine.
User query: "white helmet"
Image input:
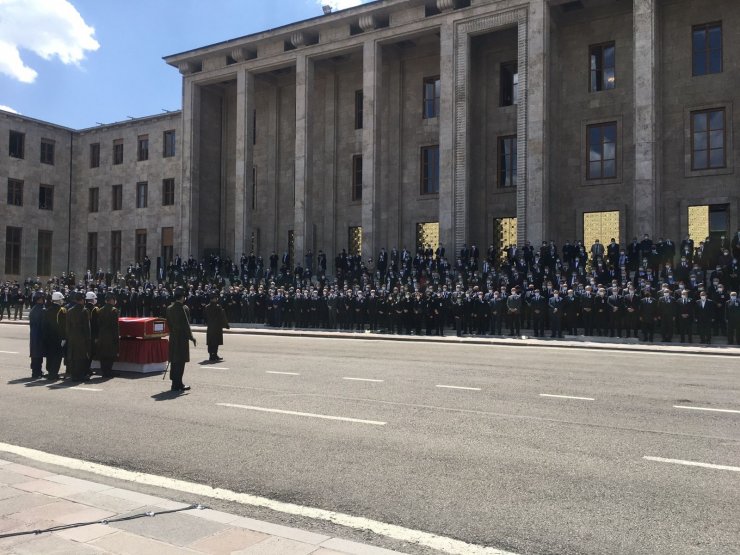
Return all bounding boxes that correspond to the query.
[85,291,97,301]
[51,291,64,303]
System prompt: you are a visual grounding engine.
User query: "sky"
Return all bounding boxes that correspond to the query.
[0,0,371,129]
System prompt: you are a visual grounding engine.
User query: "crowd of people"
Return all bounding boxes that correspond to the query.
[4,231,740,348]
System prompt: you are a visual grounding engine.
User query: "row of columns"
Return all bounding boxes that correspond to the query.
[182,0,657,265]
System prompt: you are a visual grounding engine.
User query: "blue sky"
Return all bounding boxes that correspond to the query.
[0,0,369,129]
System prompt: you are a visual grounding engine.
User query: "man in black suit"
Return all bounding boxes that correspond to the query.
[657,288,676,342]
[528,289,547,337]
[639,291,657,342]
[727,292,740,345]
[506,287,522,336]
[676,289,694,343]
[695,291,714,344]
[548,290,564,338]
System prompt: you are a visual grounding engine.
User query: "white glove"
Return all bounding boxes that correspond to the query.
[61,340,66,347]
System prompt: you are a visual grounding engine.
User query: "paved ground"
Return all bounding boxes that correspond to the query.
[0,324,738,555]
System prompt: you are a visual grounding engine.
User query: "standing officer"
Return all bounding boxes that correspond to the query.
[84,292,100,377]
[65,292,91,381]
[96,293,120,379]
[166,287,196,392]
[205,293,230,362]
[28,292,46,379]
[43,291,66,380]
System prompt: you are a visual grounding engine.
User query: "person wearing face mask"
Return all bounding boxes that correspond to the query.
[677,290,694,343]
[593,287,608,336]
[657,288,675,342]
[695,291,714,344]
[639,290,656,342]
[622,287,640,338]
[548,290,564,338]
[726,292,740,345]
[712,284,729,337]
[528,289,547,338]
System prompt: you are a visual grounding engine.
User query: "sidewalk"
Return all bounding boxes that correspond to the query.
[2,317,740,356]
[0,457,404,555]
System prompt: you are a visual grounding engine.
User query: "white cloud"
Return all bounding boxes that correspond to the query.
[0,104,19,114]
[0,0,99,83]
[317,0,366,11]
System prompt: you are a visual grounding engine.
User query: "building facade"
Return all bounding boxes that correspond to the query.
[1,0,739,279]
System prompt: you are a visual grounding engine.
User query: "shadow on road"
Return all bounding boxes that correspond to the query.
[151,390,188,401]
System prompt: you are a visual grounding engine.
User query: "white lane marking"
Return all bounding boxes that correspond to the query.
[342,377,384,383]
[674,405,740,414]
[52,387,103,392]
[0,442,514,555]
[0,350,19,354]
[539,394,595,401]
[217,403,387,426]
[266,371,300,376]
[436,385,481,391]
[644,456,740,473]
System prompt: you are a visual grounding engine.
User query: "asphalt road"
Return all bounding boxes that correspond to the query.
[0,325,738,555]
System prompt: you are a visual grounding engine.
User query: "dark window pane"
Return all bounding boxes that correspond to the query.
[588,127,601,146]
[693,151,708,169]
[708,26,721,49]
[603,124,616,143]
[589,146,601,162]
[692,29,705,52]
[604,45,615,67]
[589,161,602,179]
[693,113,707,132]
[709,130,724,149]
[709,148,724,168]
[693,56,706,76]
[693,131,708,150]
[603,142,616,161]
[709,110,724,130]
[603,160,616,178]
[604,68,615,89]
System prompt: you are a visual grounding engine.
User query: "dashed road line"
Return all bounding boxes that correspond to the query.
[216,403,386,426]
[436,385,481,391]
[673,405,740,414]
[266,371,300,376]
[539,394,595,401]
[0,350,19,354]
[643,456,740,472]
[342,377,384,383]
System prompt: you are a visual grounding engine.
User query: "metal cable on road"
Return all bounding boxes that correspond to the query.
[0,503,206,539]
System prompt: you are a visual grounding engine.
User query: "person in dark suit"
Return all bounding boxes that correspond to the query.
[657,289,676,342]
[676,289,694,343]
[506,287,522,336]
[695,291,714,344]
[96,293,120,379]
[65,292,91,381]
[28,292,46,379]
[639,291,657,342]
[563,289,580,335]
[205,293,230,361]
[727,292,740,345]
[548,290,564,338]
[166,288,196,392]
[528,289,547,337]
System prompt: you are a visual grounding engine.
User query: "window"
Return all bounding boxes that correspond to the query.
[416,222,440,254]
[90,143,100,168]
[110,231,122,273]
[423,76,441,119]
[583,211,620,248]
[163,130,176,157]
[586,122,617,180]
[5,227,22,275]
[88,187,99,212]
[500,62,518,106]
[355,90,363,129]
[691,109,725,170]
[87,232,98,272]
[136,182,148,208]
[348,226,362,256]
[113,139,123,165]
[162,178,175,206]
[692,23,722,76]
[39,185,54,210]
[161,227,174,266]
[9,130,24,159]
[137,135,149,161]
[498,136,517,188]
[7,179,23,206]
[421,145,440,194]
[352,155,363,201]
[135,229,147,263]
[37,230,52,276]
[589,42,615,92]
[40,139,55,165]
[112,184,123,211]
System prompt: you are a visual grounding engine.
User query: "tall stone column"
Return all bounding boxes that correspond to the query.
[234,68,255,258]
[294,53,314,268]
[180,76,201,258]
[361,39,382,262]
[438,21,456,257]
[523,0,548,246]
[633,0,658,238]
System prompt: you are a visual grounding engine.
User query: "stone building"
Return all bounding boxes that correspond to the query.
[2,0,739,279]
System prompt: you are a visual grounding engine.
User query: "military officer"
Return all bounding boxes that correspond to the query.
[28,292,46,379]
[205,293,230,362]
[166,287,196,391]
[65,292,91,381]
[96,293,120,378]
[43,291,66,380]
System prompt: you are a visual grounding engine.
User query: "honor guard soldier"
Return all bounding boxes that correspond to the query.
[96,293,120,378]
[166,287,196,391]
[65,292,91,381]
[205,293,230,362]
[29,292,46,379]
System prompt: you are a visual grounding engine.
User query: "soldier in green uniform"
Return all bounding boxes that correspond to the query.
[205,293,230,362]
[96,293,120,378]
[65,292,91,381]
[166,287,196,392]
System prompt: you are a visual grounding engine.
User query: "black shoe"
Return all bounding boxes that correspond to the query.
[179,385,191,391]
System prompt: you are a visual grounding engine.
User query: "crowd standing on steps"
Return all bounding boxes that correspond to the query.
[11,231,740,381]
